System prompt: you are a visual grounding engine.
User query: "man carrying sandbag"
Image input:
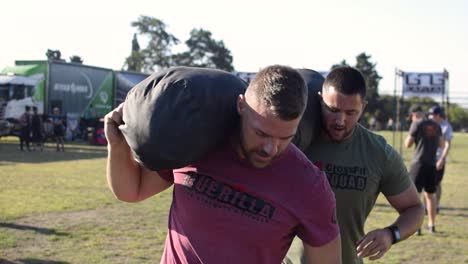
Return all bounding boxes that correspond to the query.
[105,65,341,264]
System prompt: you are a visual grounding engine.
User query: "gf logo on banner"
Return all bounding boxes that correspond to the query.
[403,72,445,96]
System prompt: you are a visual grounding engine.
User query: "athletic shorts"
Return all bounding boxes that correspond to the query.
[409,162,437,193]
[435,165,445,185]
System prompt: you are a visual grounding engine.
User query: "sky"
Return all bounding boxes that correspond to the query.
[2,0,467,105]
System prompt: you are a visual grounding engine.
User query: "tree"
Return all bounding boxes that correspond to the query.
[173,29,234,71]
[447,104,468,131]
[131,15,180,72]
[187,29,233,71]
[354,52,382,116]
[330,59,349,70]
[69,55,83,64]
[127,16,235,72]
[374,95,395,123]
[355,53,381,100]
[124,33,144,72]
[132,32,140,51]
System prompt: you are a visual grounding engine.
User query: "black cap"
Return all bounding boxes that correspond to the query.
[428,105,444,116]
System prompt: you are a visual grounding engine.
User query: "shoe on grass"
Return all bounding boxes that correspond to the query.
[416,228,422,236]
[427,225,436,233]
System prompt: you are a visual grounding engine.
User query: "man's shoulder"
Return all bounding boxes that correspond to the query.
[284,144,319,169]
[355,124,387,147]
[442,120,454,133]
[283,144,325,180]
[355,124,402,163]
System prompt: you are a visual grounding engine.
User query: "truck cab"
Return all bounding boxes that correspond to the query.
[0,74,41,137]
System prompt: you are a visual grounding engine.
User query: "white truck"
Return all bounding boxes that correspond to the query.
[0,74,43,137]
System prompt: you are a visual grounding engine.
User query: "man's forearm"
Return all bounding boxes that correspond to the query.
[106,142,142,202]
[391,203,424,240]
[440,141,451,161]
[404,136,413,148]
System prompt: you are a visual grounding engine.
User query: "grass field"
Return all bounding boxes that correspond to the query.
[0,132,467,263]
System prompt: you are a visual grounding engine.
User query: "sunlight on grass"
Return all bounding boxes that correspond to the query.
[0,133,467,263]
[363,131,468,264]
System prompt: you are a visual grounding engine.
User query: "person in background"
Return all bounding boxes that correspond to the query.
[386,118,394,131]
[427,105,453,213]
[82,104,98,140]
[285,66,423,264]
[405,105,443,234]
[19,105,32,151]
[105,65,341,263]
[31,106,44,151]
[51,107,66,152]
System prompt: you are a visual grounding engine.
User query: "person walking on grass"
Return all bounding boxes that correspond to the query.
[405,105,443,234]
[427,105,453,213]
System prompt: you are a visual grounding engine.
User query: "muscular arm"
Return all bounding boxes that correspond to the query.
[303,235,341,264]
[105,104,172,203]
[356,184,423,260]
[385,184,424,239]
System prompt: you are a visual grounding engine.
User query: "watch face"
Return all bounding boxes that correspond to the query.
[394,229,401,241]
[388,226,400,244]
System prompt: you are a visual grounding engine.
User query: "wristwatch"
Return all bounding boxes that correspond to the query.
[386,225,401,244]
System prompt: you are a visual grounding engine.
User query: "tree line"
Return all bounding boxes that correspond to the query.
[123,15,234,73]
[122,15,468,131]
[48,15,468,131]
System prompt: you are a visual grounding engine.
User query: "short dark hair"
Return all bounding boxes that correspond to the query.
[323,66,366,98]
[25,105,31,111]
[409,105,423,114]
[248,65,307,120]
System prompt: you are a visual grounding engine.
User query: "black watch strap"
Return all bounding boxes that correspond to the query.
[386,225,401,244]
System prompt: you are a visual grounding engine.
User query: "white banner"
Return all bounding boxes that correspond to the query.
[402,72,446,96]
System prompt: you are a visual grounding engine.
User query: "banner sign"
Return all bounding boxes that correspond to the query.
[402,72,446,96]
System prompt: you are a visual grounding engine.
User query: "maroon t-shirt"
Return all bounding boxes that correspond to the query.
[159,143,338,264]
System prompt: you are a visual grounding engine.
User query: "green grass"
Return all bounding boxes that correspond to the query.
[0,139,111,220]
[365,131,468,264]
[0,133,467,263]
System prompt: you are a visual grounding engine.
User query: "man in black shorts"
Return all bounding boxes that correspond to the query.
[405,105,443,234]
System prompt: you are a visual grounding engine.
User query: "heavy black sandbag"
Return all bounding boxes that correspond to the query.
[292,69,324,152]
[120,66,247,171]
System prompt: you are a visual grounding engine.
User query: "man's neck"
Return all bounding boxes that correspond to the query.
[320,125,357,143]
